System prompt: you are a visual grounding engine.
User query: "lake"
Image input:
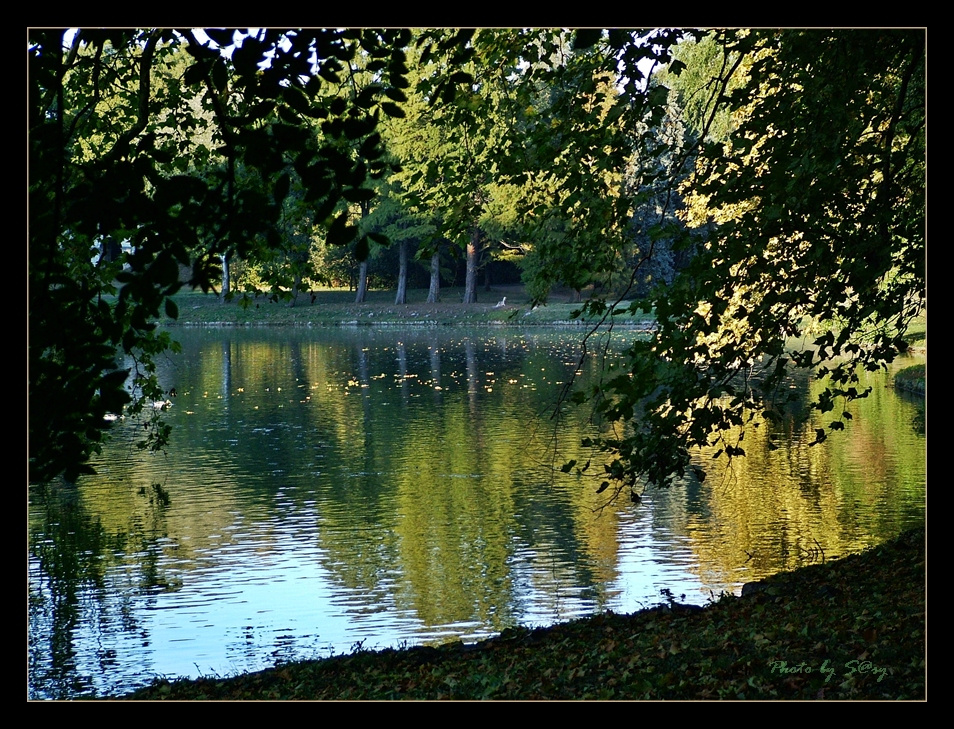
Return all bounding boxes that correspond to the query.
[27,326,926,699]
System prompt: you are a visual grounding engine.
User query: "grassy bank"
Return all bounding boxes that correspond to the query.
[160,286,656,328]
[161,288,925,347]
[894,364,926,396]
[123,527,925,701]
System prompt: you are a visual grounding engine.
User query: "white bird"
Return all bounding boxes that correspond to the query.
[494,296,507,308]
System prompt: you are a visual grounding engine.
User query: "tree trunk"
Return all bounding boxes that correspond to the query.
[355,259,368,303]
[355,200,371,304]
[290,270,303,307]
[221,251,231,300]
[427,250,440,303]
[463,226,478,304]
[395,239,408,305]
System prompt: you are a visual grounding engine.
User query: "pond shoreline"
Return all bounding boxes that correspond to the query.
[120,526,925,701]
[160,288,659,329]
[170,318,656,329]
[55,292,922,702]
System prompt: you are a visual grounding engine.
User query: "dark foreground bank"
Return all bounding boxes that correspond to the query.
[121,527,925,701]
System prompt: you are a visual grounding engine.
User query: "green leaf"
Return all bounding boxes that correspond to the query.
[274,173,290,204]
[607,29,631,49]
[283,86,313,116]
[343,116,376,140]
[573,29,603,49]
[356,83,383,109]
[647,85,669,108]
[204,29,236,47]
[183,61,207,87]
[327,212,358,247]
[329,96,347,116]
[381,102,405,118]
[210,57,229,93]
[384,87,408,103]
[448,71,473,85]
[358,133,382,160]
[342,187,376,203]
[164,298,179,321]
[354,235,370,261]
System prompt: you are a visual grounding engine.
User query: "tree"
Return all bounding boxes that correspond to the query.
[573,29,925,494]
[499,29,685,304]
[622,79,703,301]
[356,176,431,304]
[29,28,412,482]
[655,33,740,145]
[407,29,533,304]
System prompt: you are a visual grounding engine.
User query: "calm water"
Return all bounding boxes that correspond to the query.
[28,326,926,699]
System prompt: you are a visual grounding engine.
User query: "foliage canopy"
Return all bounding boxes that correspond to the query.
[576,29,925,492]
[28,28,925,492]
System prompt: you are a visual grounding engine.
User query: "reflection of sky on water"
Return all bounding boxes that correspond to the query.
[28,328,925,698]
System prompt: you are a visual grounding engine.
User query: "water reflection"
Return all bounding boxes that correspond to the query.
[28,327,925,699]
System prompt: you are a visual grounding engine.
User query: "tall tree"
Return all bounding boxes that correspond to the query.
[655,32,741,145]
[500,29,684,304]
[377,31,461,303]
[361,181,423,305]
[409,29,532,304]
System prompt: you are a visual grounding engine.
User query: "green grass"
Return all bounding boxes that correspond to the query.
[121,527,925,701]
[894,364,926,396]
[160,286,656,329]
[900,308,926,349]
